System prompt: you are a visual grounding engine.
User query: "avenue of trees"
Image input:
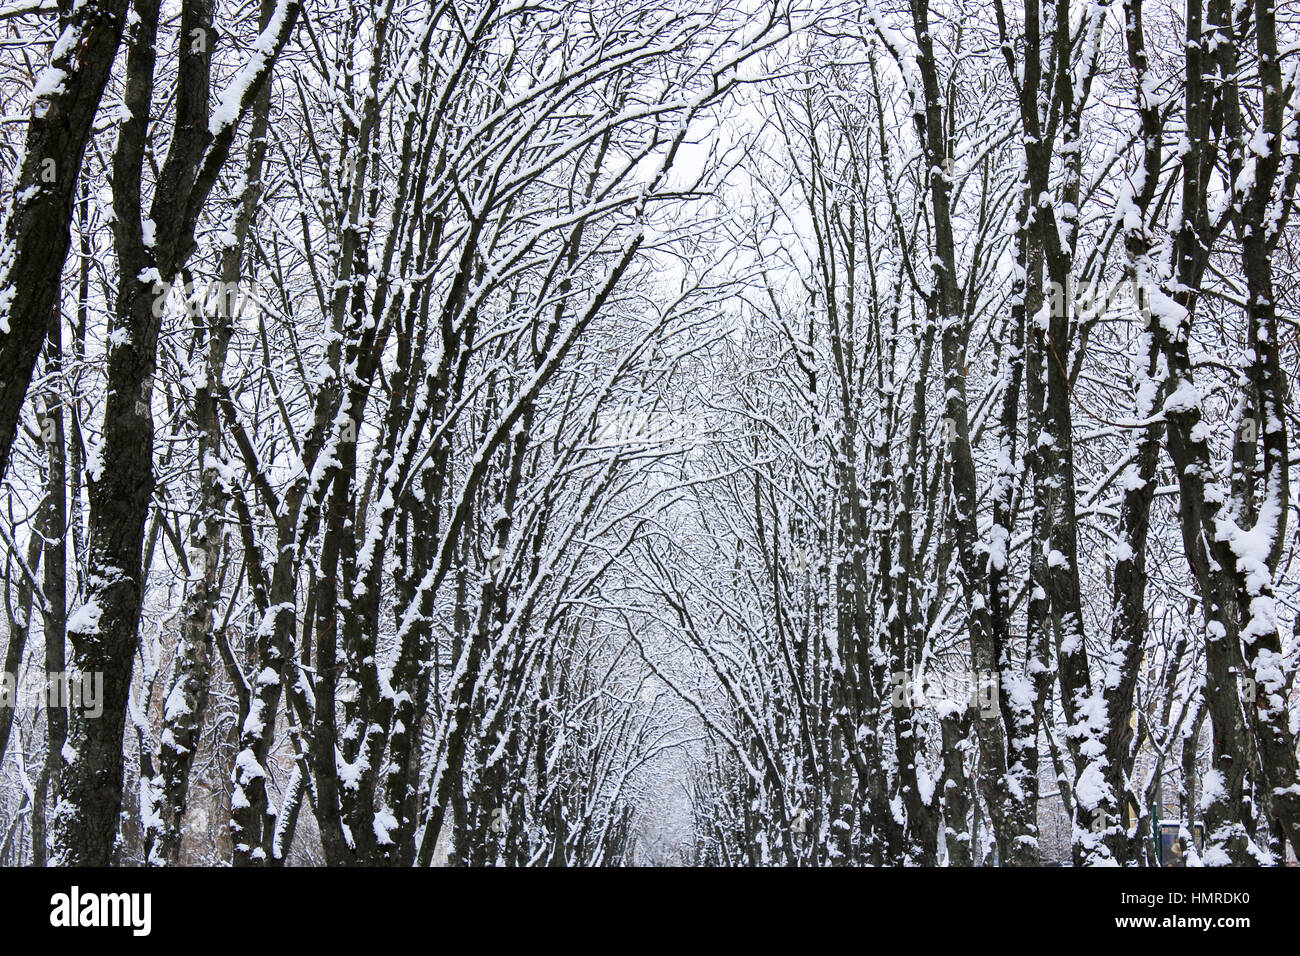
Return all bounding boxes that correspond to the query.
[0,0,1297,867]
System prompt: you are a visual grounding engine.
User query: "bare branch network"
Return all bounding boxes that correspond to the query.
[0,0,1295,869]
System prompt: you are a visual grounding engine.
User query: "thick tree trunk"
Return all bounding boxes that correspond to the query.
[0,0,127,482]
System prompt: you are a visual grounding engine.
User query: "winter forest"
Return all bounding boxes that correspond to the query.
[0,0,1297,871]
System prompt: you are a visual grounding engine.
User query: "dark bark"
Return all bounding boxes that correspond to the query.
[0,0,128,483]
